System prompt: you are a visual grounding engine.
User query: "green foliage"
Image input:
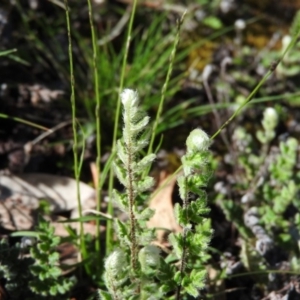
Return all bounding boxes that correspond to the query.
[171,129,213,298]
[256,107,279,144]
[291,9,300,37]
[260,136,299,235]
[102,89,165,298]
[0,239,33,298]
[260,11,300,79]
[100,90,213,298]
[12,1,187,137]
[218,106,300,277]
[0,218,74,299]
[29,217,74,298]
[8,1,300,299]
[0,48,17,57]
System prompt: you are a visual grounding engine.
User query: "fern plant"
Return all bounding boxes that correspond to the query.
[260,136,299,242]
[100,89,163,299]
[0,238,33,298]
[170,129,213,298]
[235,107,300,249]
[217,106,300,277]
[29,217,74,298]
[100,89,213,299]
[0,217,74,299]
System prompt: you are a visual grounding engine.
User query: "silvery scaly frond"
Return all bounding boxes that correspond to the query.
[112,189,129,213]
[113,161,127,187]
[109,89,159,294]
[120,89,139,107]
[169,233,183,258]
[174,202,185,226]
[139,245,161,271]
[134,139,149,152]
[116,140,129,166]
[135,154,156,172]
[186,128,210,153]
[122,129,132,147]
[177,175,188,200]
[123,103,138,119]
[104,249,128,289]
[135,207,155,221]
[123,102,139,117]
[137,227,156,245]
[115,219,131,247]
[130,116,150,135]
[104,248,127,278]
[123,117,150,147]
[133,176,155,193]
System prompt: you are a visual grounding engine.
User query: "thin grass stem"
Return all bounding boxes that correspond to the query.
[167,27,300,199]
[211,26,300,141]
[87,0,102,270]
[147,12,186,158]
[210,69,272,140]
[64,0,88,275]
[106,0,139,254]
[0,114,49,131]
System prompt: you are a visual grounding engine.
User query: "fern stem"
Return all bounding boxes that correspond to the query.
[176,177,189,299]
[108,274,120,300]
[127,150,138,270]
[124,101,138,270]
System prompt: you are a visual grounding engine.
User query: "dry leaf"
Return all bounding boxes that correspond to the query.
[0,173,95,230]
[147,171,182,243]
